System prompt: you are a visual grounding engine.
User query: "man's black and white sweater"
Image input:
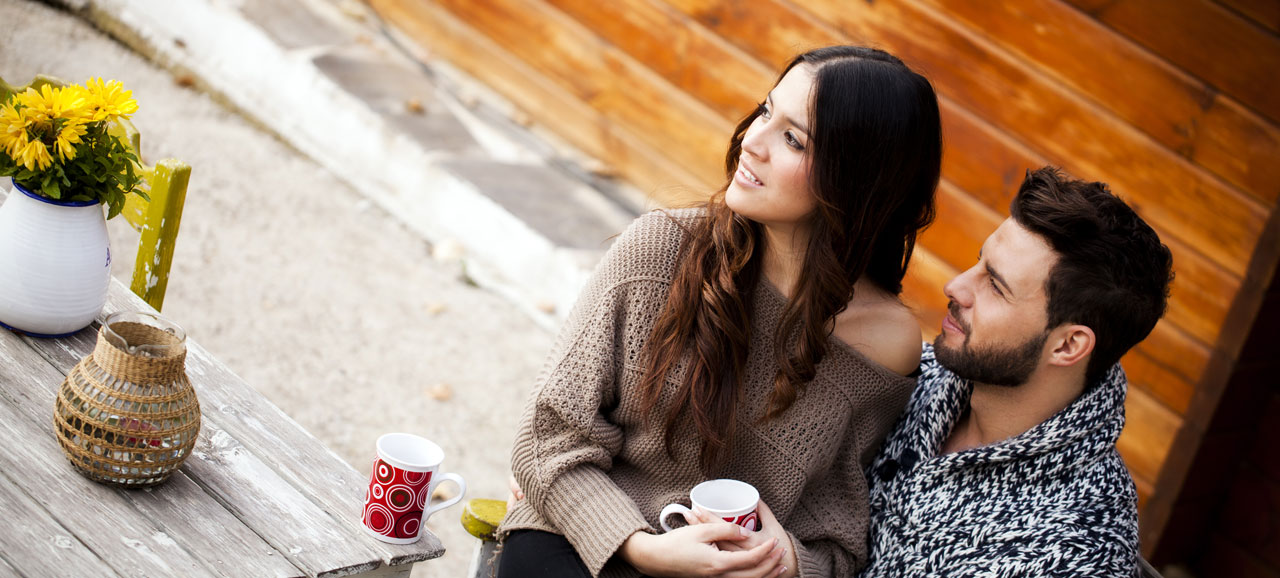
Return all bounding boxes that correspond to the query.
[858,343,1140,577]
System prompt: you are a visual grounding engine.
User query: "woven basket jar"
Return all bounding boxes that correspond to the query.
[53,311,200,487]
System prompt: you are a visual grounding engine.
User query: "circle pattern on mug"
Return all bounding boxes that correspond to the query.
[364,503,394,534]
[387,485,416,513]
[363,458,435,539]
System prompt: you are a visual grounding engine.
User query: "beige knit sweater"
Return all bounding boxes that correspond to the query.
[500,209,915,577]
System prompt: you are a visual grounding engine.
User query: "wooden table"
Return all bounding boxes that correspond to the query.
[0,282,443,577]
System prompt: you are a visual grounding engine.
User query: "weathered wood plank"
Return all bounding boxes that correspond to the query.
[2,323,305,578]
[917,0,1280,205]
[0,329,217,578]
[792,0,1268,278]
[22,286,442,571]
[544,0,773,118]
[369,0,713,200]
[1065,0,1280,125]
[0,470,120,578]
[424,0,731,187]
[121,472,307,578]
[180,420,382,577]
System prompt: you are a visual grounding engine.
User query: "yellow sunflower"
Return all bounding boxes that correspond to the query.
[14,84,87,123]
[54,118,87,162]
[16,137,53,172]
[0,102,28,160]
[83,78,138,122]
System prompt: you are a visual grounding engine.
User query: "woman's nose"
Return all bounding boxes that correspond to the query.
[741,117,768,160]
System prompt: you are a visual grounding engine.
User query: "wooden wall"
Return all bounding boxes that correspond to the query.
[367,0,1280,558]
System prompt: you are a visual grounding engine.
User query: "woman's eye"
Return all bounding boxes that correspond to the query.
[785,131,804,150]
[759,103,771,119]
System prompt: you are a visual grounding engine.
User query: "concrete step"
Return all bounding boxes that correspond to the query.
[55,0,649,330]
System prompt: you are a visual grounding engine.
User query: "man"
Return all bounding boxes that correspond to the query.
[858,167,1173,577]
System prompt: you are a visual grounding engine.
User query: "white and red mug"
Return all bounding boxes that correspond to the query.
[659,479,760,532]
[361,433,466,544]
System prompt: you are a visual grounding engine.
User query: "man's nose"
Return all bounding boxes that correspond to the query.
[944,266,977,307]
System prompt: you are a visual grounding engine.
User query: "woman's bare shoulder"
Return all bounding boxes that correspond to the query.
[833,288,923,377]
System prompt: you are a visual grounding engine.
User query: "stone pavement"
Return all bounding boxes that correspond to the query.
[1,0,651,576]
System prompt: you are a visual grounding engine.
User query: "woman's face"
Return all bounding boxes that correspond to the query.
[725,64,817,235]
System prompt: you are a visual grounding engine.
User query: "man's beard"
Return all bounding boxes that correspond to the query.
[933,306,1049,387]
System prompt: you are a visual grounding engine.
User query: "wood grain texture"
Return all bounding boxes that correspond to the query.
[0,470,123,578]
[1217,0,1280,33]
[1065,0,1280,125]
[917,0,1280,205]
[0,329,217,578]
[543,0,773,118]
[423,0,731,187]
[368,0,713,201]
[19,287,443,572]
[1120,385,1183,489]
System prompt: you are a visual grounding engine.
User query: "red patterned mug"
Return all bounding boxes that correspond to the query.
[659,479,760,532]
[361,433,466,544]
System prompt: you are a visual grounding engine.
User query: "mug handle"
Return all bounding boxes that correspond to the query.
[659,503,694,532]
[423,472,467,518]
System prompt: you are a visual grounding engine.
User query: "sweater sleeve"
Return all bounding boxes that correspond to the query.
[508,212,680,576]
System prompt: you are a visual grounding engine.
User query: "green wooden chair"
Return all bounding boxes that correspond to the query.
[1,74,191,311]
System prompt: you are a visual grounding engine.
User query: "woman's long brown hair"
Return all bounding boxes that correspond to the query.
[638,46,943,473]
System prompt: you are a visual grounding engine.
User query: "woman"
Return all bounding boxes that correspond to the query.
[498,46,942,578]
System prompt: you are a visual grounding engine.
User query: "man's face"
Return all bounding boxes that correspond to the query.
[934,218,1057,386]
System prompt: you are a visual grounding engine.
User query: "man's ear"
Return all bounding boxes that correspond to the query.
[1048,324,1094,368]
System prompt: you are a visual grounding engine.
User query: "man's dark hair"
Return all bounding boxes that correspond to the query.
[1010,167,1174,383]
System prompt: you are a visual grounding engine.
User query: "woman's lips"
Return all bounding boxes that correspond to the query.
[735,161,763,187]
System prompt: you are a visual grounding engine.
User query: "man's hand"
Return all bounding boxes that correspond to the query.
[620,523,787,577]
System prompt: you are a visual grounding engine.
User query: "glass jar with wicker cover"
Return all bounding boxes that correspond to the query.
[53,311,200,487]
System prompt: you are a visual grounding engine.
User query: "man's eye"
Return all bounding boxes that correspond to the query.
[989,278,1003,296]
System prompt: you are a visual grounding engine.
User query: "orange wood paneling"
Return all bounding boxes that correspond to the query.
[917,0,1280,207]
[1217,0,1280,34]
[1065,0,1280,125]
[426,0,730,186]
[540,0,772,119]
[1120,385,1183,492]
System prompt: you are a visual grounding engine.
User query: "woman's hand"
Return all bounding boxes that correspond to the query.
[620,523,787,578]
[509,475,788,576]
[507,474,525,511]
[693,501,797,578]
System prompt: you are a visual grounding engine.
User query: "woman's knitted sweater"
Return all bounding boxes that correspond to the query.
[860,344,1140,577]
[499,209,916,578]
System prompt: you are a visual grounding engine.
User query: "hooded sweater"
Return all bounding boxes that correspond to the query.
[499,209,916,577]
[859,343,1140,577]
